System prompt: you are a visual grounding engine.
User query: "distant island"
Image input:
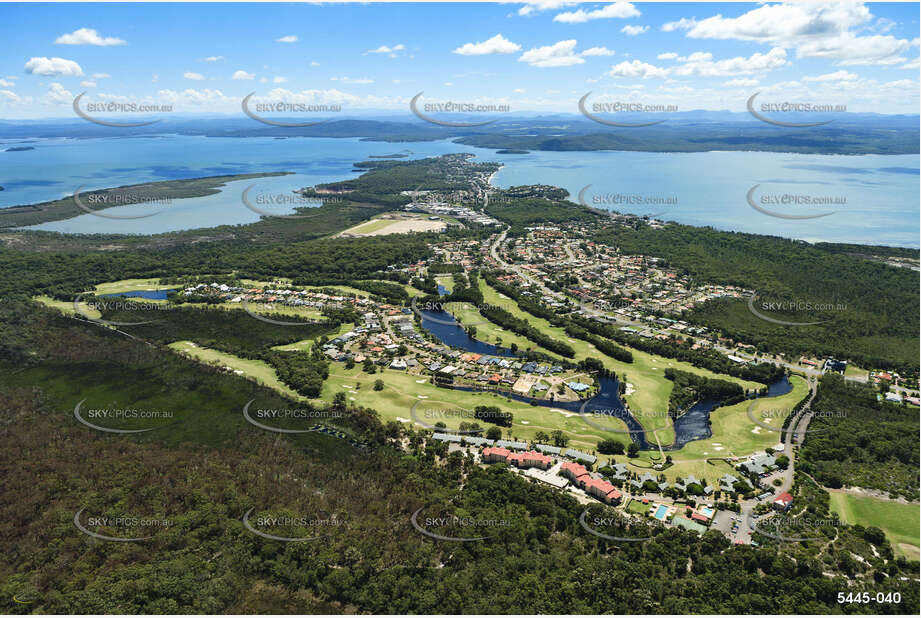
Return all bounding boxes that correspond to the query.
[5,146,34,152]
[2,115,918,155]
[496,149,529,154]
[367,153,409,159]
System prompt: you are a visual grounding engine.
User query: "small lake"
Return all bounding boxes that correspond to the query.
[420,309,517,358]
[100,289,176,300]
[666,376,793,450]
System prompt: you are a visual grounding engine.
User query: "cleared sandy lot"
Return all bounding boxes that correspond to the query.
[339,214,446,237]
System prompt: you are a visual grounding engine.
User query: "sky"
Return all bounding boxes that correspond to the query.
[0,1,919,120]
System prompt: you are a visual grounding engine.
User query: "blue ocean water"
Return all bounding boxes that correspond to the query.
[2,135,917,246]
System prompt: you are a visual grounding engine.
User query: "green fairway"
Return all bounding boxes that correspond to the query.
[828,492,920,560]
[272,322,355,351]
[35,295,102,319]
[169,340,305,401]
[92,277,170,295]
[318,365,623,452]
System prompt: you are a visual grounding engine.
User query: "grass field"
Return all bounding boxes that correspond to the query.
[272,322,355,351]
[168,340,305,401]
[828,492,920,560]
[844,363,869,381]
[625,499,651,516]
[317,365,625,452]
[93,278,173,295]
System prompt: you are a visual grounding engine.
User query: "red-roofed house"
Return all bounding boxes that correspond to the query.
[482,447,511,464]
[584,477,623,505]
[773,492,793,511]
[560,461,588,482]
[508,450,553,470]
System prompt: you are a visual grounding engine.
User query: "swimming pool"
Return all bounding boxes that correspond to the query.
[699,507,714,518]
[654,505,669,520]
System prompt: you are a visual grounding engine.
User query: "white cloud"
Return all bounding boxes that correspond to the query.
[92,73,110,79]
[55,27,125,46]
[366,44,406,55]
[803,70,858,82]
[519,40,584,67]
[273,76,288,84]
[80,80,97,88]
[657,52,679,60]
[46,82,73,103]
[24,57,83,76]
[517,1,579,17]
[582,46,615,57]
[661,18,696,33]
[0,78,14,87]
[674,47,788,77]
[330,77,374,84]
[901,57,921,70]
[276,35,297,43]
[673,3,913,66]
[513,88,526,93]
[554,2,640,23]
[724,77,759,87]
[453,34,521,55]
[607,59,669,79]
[621,25,649,36]
[310,61,320,67]
[232,70,255,80]
[203,55,224,62]
[156,88,232,106]
[184,71,205,81]
[0,90,19,102]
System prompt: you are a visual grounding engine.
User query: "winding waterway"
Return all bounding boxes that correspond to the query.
[417,306,795,451]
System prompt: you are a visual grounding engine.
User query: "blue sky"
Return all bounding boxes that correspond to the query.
[1,1,919,119]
